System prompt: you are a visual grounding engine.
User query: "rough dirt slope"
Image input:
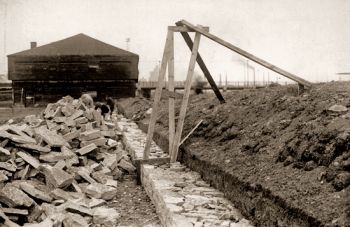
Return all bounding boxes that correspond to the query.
[119,82,350,226]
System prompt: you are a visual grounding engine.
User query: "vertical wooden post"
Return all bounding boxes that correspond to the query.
[170,32,201,163]
[144,31,171,159]
[168,31,175,156]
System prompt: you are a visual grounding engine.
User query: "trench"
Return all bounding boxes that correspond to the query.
[133,120,324,227]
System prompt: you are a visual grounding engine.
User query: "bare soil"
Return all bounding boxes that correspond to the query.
[118,82,350,226]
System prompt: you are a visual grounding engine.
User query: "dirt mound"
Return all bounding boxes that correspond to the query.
[118,82,350,225]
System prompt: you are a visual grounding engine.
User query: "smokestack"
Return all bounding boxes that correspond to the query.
[30,42,37,49]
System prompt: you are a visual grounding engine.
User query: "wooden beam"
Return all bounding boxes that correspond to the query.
[144,31,171,160]
[177,20,312,88]
[170,32,201,163]
[168,26,209,32]
[176,22,225,103]
[168,31,175,156]
[179,119,203,146]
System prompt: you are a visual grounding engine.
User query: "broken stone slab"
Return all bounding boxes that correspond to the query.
[0,184,34,207]
[17,152,40,169]
[62,212,89,227]
[74,117,88,125]
[85,183,117,201]
[0,162,17,172]
[20,182,52,202]
[80,129,101,141]
[0,171,8,182]
[16,144,51,153]
[23,217,54,227]
[75,143,97,156]
[0,210,21,227]
[62,130,81,142]
[50,188,75,201]
[91,171,112,184]
[27,203,44,223]
[0,147,10,156]
[54,160,66,169]
[63,201,93,216]
[0,207,29,216]
[93,207,120,227]
[34,126,69,148]
[0,130,36,144]
[61,104,75,117]
[118,159,136,173]
[39,148,75,163]
[80,138,107,147]
[68,109,84,121]
[101,130,116,138]
[76,167,97,184]
[41,165,73,189]
[87,198,106,208]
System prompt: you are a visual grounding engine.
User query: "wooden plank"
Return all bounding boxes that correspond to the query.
[177,20,312,88]
[143,31,172,159]
[168,31,175,156]
[168,26,209,32]
[170,32,201,163]
[179,119,203,146]
[175,22,225,103]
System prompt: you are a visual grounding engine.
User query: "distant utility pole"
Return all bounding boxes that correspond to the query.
[125,38,130,51]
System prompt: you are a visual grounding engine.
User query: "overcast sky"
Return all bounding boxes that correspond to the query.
[0,0,349,83]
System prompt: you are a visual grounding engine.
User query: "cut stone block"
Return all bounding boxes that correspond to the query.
[50,188,75,201]
[101,130,116,138]
[17,152,40,169]
[80,129,101,141]
[0,207,28,216]
[0,171,8,182]
[15,144,51,153]
[0,130,36,144]
[34,126,69,148]
[39,149,75,163]
[118,159,136,173]
[0,162,17,172]
[80,138,107,147]
[0,184,34,207]
[77,167,96,184]
[75,117,88,125]
[68,109,84,121]
[63,212,89,227]
[63,130,80,142]
[64,201,93,216]
[85,183,117,201]
[93,207,120,226]
[61,104,75,117]
[0,147,10,156]
[23,217,53,227]
[41,165,73,189]
[76,143,97,155]
[20,182,52,202]
[91,171,112,184]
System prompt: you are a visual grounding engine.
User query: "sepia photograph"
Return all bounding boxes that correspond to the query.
[0,0,349,226]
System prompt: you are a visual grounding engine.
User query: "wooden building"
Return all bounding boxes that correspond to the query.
[8,34,139,104]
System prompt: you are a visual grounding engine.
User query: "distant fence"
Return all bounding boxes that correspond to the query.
[137,80,296,90]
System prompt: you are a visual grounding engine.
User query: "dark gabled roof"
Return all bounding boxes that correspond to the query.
[8,33,138,57]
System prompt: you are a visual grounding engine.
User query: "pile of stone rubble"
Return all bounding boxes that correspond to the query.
[0,96,136,227]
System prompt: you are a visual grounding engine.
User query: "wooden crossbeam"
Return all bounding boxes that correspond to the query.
[168,26,209,32]
[170,32,202,163]
[175,22,225,103]
[177,20,312,88]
